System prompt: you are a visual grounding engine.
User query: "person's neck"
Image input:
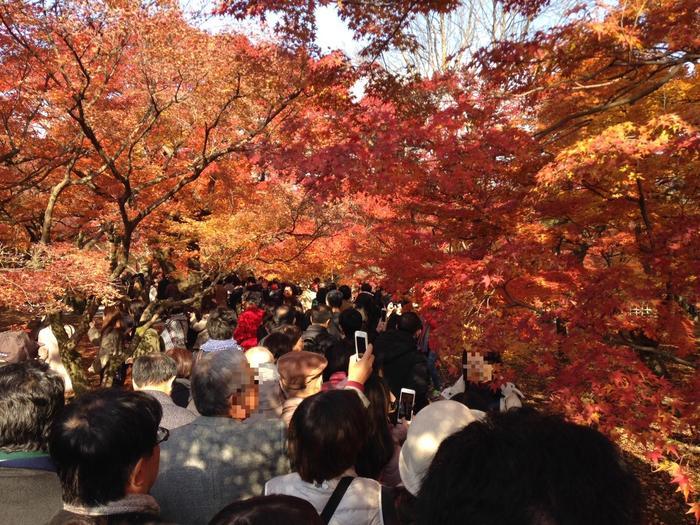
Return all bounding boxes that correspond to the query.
[137,384,171,395]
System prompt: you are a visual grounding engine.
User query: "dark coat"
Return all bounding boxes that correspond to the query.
[373,330,429,412]
[170,377,191,409]
[301,324,337,356]
[0,458,62,525]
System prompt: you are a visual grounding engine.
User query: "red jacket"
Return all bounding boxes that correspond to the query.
[233,307,265,350]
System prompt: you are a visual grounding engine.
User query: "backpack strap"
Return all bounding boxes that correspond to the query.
[381,485,400,525]
[320,476,354,525]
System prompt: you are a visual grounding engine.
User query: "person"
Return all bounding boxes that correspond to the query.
[261,330,295,361]
[277,351,328,426]
[257,305,296,341]
[301,307,338,355]
[324,290,344,339]
[416,409,643,525]
[321,308,363,390]
[245,346,283,417]
[165,347,194,408]
[151,349,289,524]
[265,390,384,525]
[161,308,189,351]
[233,291,265,350]
[0,361,64,525]
[89,305,128,385]
[132,354,196,430]
[355,373,397,483]
[338,285,354,312]
[354,284,380,340]
[373,312,430,412]
[199,309,242,354]
[282,285,303,312]
[398,401,478,497]
[209,495,322,525]
[37,322,75,394]
[277,323,304,352]
[48,389,167,524]
[0,329,40,365]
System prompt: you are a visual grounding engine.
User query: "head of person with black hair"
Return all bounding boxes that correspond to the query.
[301,307,336,355]
[325,289,344,312]
[309,307,332,327]
[1,360,64,453]
[265,390,385,523]
[0,361,65,525]
[272,305,296,328]
[289,391,366,482]
[338,285,352,302]
[209,495,322,525]
[48,389,165,522]
[320,308,363,384]
[355,373,395,481]
[339,308,363,338]
[277,323,303,352]
[315,286,328,308]
[416,409,642,525]
[262,331,295,361]
[398,311,422,337]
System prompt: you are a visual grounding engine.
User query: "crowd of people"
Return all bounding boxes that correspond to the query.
[0,276,643,524]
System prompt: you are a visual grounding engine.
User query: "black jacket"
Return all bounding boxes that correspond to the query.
[301,324,338,356]
[373,330,429,412]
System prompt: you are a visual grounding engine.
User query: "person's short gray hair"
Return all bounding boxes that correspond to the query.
[191,350,252,416]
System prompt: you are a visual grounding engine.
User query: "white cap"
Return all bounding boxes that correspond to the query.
[398,400,480,496]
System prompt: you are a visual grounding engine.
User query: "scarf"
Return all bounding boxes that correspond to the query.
[63,494,160,517]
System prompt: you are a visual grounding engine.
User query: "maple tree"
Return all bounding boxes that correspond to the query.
[0,0,353,385]
[0,0,697,517]
[222,0,699,516]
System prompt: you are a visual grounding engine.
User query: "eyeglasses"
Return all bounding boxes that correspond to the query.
[156,426,169,445]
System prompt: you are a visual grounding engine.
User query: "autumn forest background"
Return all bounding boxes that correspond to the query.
[0,0,698,521]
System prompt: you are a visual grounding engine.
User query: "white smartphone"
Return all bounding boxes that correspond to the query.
[354,330,368,359]
[397,387,416,422]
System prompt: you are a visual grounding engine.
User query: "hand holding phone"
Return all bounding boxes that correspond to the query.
[348,342,374,385]
[396,387,416,423]
[354,330,368,359]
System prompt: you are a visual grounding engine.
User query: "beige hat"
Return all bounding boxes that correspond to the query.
[277,351,327,394]
[399,400,479,496]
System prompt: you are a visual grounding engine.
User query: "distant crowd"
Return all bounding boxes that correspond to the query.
[0,275,643,524]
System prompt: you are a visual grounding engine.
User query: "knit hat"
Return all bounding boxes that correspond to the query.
[398,400,478,496]
[0,331,40,365]
[277,351,327,394]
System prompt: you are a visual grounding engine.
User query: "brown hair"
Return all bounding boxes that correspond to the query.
[165,347,193,378]
[101,306,125,336]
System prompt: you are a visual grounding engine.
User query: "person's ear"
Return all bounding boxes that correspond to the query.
[126,448,160,495]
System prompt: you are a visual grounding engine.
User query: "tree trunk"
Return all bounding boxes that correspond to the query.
[49,299,98,394]
[41,168,73,244]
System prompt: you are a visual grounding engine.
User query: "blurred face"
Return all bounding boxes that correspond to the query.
[229,364,259,420]
[284,286,293,298]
